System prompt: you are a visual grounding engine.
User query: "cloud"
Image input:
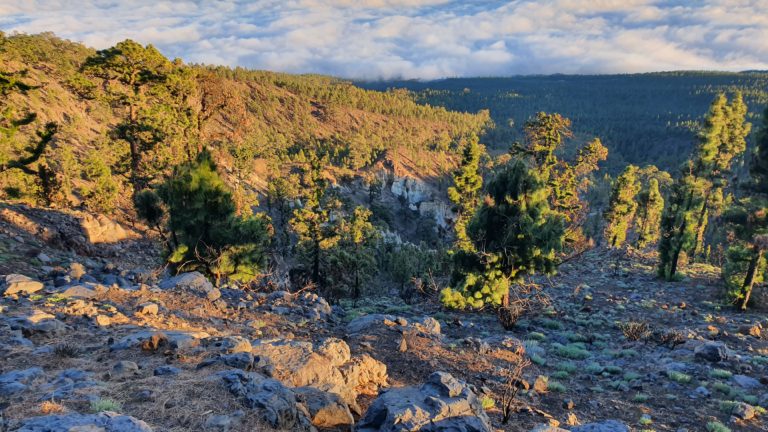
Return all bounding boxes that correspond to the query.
[1,0,767,79]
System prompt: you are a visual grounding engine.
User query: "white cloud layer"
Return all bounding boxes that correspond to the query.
[1,0,767,79]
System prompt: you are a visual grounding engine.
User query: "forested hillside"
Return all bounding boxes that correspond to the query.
[359,73,768,172]
[0,32,489,213]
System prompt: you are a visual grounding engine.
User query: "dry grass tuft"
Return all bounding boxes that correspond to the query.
[40,400,65,414]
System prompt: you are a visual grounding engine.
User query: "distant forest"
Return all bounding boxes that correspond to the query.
[358,72,768,173]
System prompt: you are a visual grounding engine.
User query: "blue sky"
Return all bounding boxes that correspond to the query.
[1,0,767,80]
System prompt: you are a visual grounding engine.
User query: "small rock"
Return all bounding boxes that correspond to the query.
[694,341,729,362]
[94,315,111,326]
[154,366,181,376]
[732,374,761,389]
[136,302,159,315]
[37,252,52,263]
[739,324,761,338]
[563,398,575,409]
[731,402,756,420]
[112,360,139,377]
[398,337,407,352]
[534,375,549,393]
[2,274,44,296]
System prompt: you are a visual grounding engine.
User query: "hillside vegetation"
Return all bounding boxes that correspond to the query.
[0,32,489,211]
[360,73,768,172]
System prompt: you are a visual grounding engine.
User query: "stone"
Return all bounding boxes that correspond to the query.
[204,335,252,354]
[16,411,152,431]
[2,274,43,296]
[7,310,67,336]
[159,272,221,301]
[136,302,159,315]
[731,402,756,420]
[57,284,99,299]
[415,316,441,335]
[294,386,354,427]
[346,313,399,335]
[218,370,314,431]
[563,398,575,409]
[153,366,181,376]
[205,412,243,431]
[694,341,729,362]
[110,329,209,351]
[251,338,386,414]
[356,371,492,432]
[738,324,761,338]
[570,420,630,432]
[531,425,568,432]
[37,252,52,263]
[534,375,549,393]
[0,367,43,396]
[113,360,140,377]
[79,213,134,244]
[94,314,111,326]
[732,374,761,389]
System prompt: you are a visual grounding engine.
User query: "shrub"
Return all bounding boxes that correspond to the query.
[667,371,692,384]
[709,369,733,379]
[90,398,122,413]
[548,380,566,392]
[706,421,731,432]
[553,343,590,360]
[632,393,649,403]
[618,321,651,341]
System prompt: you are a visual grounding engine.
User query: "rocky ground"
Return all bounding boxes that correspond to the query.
[1,205,767,432]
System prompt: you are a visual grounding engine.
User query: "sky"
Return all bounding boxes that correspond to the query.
[1,0,767,80]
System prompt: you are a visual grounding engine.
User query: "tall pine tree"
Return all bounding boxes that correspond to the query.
[635,178,664,248]
[603,165,641,248]
[448,134,484,252]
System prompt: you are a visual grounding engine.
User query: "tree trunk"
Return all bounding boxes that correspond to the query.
[312,238,320,286]
[740,247,763,310]
[690,190,711,260]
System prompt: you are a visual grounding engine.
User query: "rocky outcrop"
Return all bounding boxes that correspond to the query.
[218,370,316,431]
[1,274,43,296]
[159,272,221,301]
[16,412,152,431]
[79,213,135,244]
[251,337,387,414]
[356,371,492,432]
[346,313,441,337]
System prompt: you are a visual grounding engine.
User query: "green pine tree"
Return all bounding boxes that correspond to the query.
[603,165,641,248]
[442,159,566,310]
[723,106,768,309]
[448,134,484,252]
[635,178,664,248]
[136,149,272,284]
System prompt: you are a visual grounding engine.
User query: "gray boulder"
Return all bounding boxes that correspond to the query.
[0,367,43,396]
[159,271,221,301]
[694,341,729,362]
[109,329,209,351]
[2,274,43,296]
[16,411,152,431]
[7,310,67,336]
[218,370,315,431]
[571,420,630,432]
[356,371,492,432]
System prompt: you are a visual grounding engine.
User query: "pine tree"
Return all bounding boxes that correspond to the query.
[723,107,768,309]
[442,160,566,310]
[83,40,173,193]
[325,207,379,302]
[447,134,484,252]
[290,154,341,289]
[658,164,708,280]
[513,113,607,248]
[0,70,58,201]
[603,165,641,248]
[689,93,750,259]
[635,178,664,248]
[138,150,272,283]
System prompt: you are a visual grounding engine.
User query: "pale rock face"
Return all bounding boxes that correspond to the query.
[79,214,134,244]
[389,175,455,229]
